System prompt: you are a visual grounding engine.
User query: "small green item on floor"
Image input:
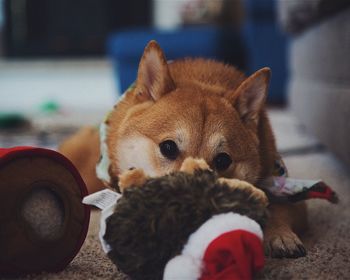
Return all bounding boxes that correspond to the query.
[39,101,60,114]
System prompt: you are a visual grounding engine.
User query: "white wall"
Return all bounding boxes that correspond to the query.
[0,59,116,117]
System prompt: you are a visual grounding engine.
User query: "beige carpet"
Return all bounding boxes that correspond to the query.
[259,152,350,279]
[3,110,349,279]
[16,152,349,280]
[21,210,127,280]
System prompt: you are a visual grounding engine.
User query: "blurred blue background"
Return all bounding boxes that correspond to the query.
[107,0,288,104]
[1,0,350,168]
[0,0,288,112]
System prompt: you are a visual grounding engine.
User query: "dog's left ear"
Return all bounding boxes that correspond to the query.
[227,67,271,126]
[135,40,175,102]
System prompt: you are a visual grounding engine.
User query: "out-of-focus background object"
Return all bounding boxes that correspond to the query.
[0,0,348,169]
[0,0,290,148]
[1,1,350,278]
[1,0,288,104]
[0,0,348,180]
[108,0,288,103]
[278,0,350,166]
[3,0,151,57]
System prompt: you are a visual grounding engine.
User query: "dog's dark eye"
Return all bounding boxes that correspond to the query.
[213,153,232,171]
[159,140,179,160]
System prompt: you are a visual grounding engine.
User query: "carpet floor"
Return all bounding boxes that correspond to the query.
[2,110,349,279]
[16,152,349,280]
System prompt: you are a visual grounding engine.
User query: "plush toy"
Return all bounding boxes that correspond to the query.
[261,159,338,204]
[0,147,90,276]
[84,158,269,279]
[84,157,338,280]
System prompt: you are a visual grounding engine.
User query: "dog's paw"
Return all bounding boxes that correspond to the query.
[264,228,306,258]
[180,157,211,174]
[118,169,148,192]
[218,178,269,207]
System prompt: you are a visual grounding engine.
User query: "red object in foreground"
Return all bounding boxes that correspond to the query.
[201,230,264,280]
[0,147,90,276]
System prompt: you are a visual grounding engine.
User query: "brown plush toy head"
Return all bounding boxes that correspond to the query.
[104,158,268,280]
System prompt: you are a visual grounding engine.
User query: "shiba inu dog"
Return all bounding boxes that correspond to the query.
[59,41,307,258]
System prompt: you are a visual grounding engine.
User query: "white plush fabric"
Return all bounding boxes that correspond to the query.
[163,212,262,280]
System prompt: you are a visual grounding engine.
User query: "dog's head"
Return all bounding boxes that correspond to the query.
[106,41,275,185]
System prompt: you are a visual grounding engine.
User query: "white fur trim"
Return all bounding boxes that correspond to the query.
[164,255,202,280]
[96,94,126,185]
[163,213,262,280]
[96,122,112,184]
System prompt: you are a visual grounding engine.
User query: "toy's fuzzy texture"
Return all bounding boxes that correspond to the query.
[104,168,268,280]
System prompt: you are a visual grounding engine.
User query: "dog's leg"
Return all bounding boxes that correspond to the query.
[59,126,103,194]
[218,178,269,207]
[118,169,148,192]
[264,202,308,258]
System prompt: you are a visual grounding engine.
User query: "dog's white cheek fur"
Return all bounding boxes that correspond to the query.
[116,136,159,177]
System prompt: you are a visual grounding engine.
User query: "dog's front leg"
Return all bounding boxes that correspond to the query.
[264,202,307,258]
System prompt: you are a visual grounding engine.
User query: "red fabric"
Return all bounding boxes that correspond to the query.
[0,146,35,157]
[308,188,333,200]
[307,182,338,203]
[200,230,264,280]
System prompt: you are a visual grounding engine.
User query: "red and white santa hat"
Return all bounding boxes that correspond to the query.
[163,212,264,280]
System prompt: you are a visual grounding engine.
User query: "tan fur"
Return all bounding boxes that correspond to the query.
[107,60,275,184]
[58,126,101,193]
[179,157,211,174]
[218,178,268,207]
[59,41,307,258]
[118,169,148,192]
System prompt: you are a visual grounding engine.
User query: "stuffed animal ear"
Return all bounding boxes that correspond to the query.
[135,40,175,102]
[227,67,271,125]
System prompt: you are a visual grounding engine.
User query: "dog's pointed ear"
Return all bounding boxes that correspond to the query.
[135,41,175,102]
[227,67,271,125]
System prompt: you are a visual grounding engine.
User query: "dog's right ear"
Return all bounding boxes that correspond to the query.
[135,41,175,102]
[226,67,271,127]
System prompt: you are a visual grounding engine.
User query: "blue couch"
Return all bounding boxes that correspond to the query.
[107,26,246,94]
[244,0,288,104]
[107,0,287,103]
